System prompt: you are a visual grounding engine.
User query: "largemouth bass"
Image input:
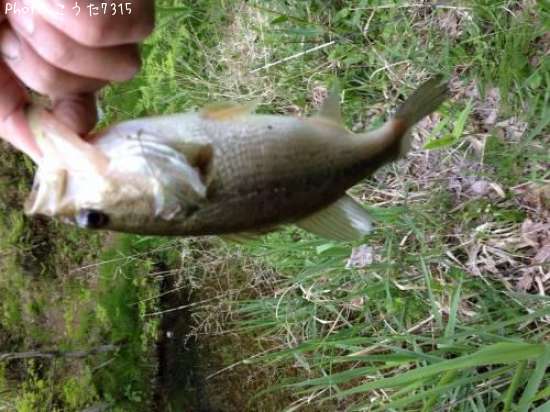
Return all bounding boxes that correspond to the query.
[25,77,448,241]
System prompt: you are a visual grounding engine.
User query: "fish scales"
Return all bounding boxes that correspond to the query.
[205,116,360,194]
[196,116,365,231]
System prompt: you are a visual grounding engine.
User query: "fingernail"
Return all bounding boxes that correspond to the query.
[0,31,20,61]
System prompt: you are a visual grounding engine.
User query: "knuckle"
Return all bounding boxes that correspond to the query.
[71,15,154,47]
[133,17,155,40]
[76,20,111,47]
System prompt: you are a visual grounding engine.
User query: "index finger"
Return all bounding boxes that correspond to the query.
[29,0,154,47]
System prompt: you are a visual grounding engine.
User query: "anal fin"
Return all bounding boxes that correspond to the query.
[296,195,373,241]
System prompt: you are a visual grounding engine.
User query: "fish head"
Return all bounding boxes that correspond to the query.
[25,163,158,232]
[25,107,208,233]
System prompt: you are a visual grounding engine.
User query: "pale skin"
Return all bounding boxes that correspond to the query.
[0,0,154,162]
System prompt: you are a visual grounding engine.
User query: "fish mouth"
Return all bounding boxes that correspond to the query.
[24,167,73,217]
[24,179,40,215]
[25,183,98,228]
[24,105,112,218]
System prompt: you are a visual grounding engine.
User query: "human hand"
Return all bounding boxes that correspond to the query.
[0,0,154,161]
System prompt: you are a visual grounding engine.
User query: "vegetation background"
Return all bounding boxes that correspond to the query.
[0,0,548,411]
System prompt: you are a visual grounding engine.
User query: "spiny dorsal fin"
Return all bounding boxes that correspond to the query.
[296,195,373,241]
[200,101,257,121]
[316,86,343,125]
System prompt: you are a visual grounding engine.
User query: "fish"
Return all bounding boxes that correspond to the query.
[24,76,448,241]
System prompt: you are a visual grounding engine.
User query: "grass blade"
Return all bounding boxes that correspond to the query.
[517,345,550,412]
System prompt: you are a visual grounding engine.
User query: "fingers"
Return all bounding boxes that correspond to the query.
[0,58,28,117]
[0,25,107,96]
[1,109,42,162]
[0,1,155,161]
[8,9,141,81]
[32,0,155,47]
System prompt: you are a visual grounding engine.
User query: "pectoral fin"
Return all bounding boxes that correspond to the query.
[171,142,214,184]
[201,102,257,121]
[296,195,373,241]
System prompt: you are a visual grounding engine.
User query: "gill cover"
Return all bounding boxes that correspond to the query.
[94,120,213,220]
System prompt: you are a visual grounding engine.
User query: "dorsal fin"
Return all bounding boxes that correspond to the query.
[316,86,343,125]
[200,102,257,121]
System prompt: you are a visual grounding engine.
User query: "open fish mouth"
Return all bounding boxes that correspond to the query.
[25,168,70,217]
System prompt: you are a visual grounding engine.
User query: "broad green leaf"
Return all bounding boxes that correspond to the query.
[423,134,457,150]
[452,100,473,139]
[270,15,288,24]
[533,400,550,412]
[443,278,462,341]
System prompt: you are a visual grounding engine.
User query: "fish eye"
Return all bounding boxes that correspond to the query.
[76,209,110,229]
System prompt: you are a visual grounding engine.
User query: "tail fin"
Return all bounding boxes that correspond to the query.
[394,75,449,155]
[359,76,448,172]
[395,75,448,125]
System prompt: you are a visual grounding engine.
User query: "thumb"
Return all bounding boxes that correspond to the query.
[52,93,98,137]
[0,62,42,161]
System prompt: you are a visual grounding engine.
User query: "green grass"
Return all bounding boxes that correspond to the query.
[0,233,166,410]
[2,0,549,410]
[118,1,547,410]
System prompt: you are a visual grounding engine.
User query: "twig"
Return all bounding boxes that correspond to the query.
[250,41,336,73]
[0,345,118,362]
[205,344,286,381]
